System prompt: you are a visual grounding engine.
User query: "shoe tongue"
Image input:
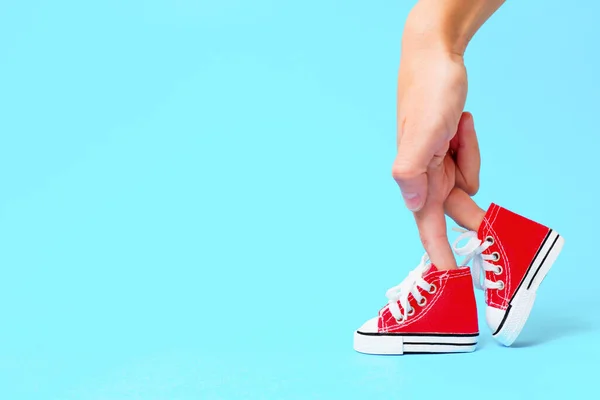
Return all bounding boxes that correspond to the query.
[477,204,497,239]
[422,263,439,278]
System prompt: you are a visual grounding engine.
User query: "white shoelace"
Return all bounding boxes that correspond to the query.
[385,254,436,322]
[452,229,504,291]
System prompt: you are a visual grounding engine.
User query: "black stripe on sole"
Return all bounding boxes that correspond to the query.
[404,342,477,346]
[508,230,552,300]
[492,230,558,335]
[403,351,475,354]
[526,235,560,290]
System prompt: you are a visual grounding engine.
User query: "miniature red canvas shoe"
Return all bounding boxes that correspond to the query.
[353,255,479,355]
[453,203,564,346]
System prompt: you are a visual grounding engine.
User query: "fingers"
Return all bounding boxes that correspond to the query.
[392,119,447,212]
[452,112,481,195]
[444,187,486,232]
[413,162,457,270]
[414,208,455,270]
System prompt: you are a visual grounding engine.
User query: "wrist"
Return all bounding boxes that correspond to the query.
[402,6,469,57]
[402,0,504,57]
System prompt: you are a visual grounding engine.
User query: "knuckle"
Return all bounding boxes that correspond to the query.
[464,180,480,196]
[391,164,420,183]
[466,185,479,196]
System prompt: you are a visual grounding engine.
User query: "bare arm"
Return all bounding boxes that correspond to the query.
[393,0,504,269]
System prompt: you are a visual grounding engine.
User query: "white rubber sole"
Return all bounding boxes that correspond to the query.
[492,230,564,346]
[353,332,478,355]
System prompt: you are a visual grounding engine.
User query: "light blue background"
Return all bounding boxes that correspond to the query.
[0,1,596,398]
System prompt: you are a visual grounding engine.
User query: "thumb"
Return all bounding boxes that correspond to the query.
[391,154,429,212]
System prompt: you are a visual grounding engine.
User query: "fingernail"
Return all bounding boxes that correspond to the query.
[402,192,422,211]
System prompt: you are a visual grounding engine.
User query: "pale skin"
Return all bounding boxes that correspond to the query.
[393,0,506,270]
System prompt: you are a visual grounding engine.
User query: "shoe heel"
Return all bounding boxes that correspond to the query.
[494,232,564,346]
[526,234,564,292]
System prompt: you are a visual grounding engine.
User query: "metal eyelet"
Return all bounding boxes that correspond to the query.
[407,307,415,316]
[418,297,427,307]
[395,317,404,324]
[486,236,495,245]
[428,284,437,294]
[492,252,501,261]
[498,281,505,290]
[494,265,503,275]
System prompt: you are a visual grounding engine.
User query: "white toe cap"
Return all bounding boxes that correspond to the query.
[357,317,379,333]
[486,306,505,333]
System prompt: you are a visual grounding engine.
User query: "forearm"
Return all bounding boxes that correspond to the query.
[403,0,505,56]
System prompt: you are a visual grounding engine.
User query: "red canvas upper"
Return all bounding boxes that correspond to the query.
[377,266,478,335]
[477,203,551,310]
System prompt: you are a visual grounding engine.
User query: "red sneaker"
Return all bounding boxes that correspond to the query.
[453,203,565,346]
[353,255,479,355]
